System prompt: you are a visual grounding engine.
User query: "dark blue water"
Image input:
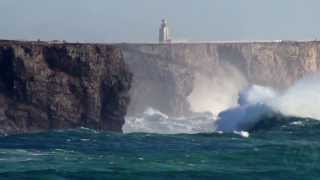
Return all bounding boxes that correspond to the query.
[0,118,320,180]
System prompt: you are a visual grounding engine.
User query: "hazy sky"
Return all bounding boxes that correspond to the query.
[1,0,320,42]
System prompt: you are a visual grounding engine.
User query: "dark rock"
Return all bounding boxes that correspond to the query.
[0,41,132,135]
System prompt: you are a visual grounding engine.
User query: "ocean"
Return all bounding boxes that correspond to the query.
[0,117,319,179]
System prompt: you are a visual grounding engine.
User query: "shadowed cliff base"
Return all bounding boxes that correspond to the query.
[0,40,132,135]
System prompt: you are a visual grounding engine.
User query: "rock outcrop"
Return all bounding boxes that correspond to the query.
[119,41,320,116]
[0,40,132,135]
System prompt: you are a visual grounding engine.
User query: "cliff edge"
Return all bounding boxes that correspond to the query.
[0,40,132,135]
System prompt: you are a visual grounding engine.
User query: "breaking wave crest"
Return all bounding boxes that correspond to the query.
[215,74,320,132]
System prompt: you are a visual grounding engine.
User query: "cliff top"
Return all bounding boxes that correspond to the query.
[2,39,320,46]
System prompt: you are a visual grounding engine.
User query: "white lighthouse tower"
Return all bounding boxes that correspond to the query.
[159,19,171,43]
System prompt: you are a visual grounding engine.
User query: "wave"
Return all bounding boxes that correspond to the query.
[124,74,320,135]
[123,108,215,134]
[215,74,320,132]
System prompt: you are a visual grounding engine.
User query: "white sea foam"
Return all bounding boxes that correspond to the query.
[123,108,215,134]
[234,131,250,138]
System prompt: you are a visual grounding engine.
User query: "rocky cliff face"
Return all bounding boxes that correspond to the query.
[0,40,132,135]
[119,41,320,116]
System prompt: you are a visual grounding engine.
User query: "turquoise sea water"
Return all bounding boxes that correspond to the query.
[0,118,319,179]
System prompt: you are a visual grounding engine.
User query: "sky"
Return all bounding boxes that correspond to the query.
[0,0,320,43]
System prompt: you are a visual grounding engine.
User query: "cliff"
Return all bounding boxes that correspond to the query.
[1,40,318,134]
[120,44,194,116]
[0,40,132,134]
[119,41,320,116]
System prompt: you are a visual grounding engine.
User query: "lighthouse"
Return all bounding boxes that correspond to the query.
[159,19,171,43]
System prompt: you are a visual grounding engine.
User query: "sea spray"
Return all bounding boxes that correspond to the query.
[271,74,320,120]
[216,73,320,132]
[124,74,320,134]
[187,63,248,117]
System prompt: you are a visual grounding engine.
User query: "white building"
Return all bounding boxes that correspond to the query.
[159,19,171,43]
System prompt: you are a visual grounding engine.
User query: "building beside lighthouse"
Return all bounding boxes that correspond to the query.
[159,19,171,43]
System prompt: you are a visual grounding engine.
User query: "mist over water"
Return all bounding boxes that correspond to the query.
[187,63,248,116]
[124,73,320,134]
[271,74,320,120]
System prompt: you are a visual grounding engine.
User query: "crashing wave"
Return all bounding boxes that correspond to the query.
[215,74,320,132]
[124,74,320,134]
